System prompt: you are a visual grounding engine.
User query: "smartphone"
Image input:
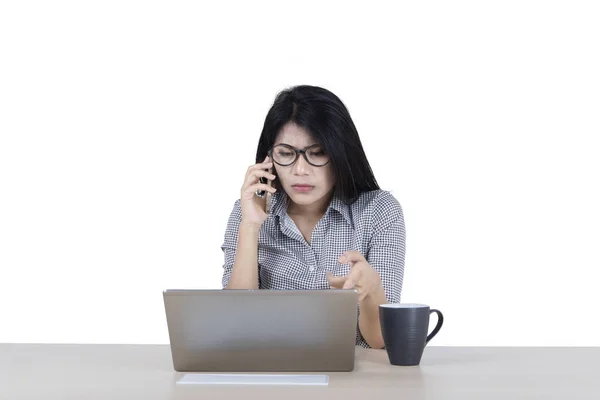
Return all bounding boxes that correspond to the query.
[255,166,273,198]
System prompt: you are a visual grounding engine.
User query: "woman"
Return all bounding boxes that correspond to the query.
[220,85,406,349]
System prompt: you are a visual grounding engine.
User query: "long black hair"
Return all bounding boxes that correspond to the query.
[256,85,380,203]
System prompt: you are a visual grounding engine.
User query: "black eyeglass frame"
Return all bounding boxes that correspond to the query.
[268,143,330,167]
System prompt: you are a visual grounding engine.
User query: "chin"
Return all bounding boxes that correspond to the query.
[287,195,315,205]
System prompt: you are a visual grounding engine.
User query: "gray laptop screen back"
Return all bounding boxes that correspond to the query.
[163,289,359,372]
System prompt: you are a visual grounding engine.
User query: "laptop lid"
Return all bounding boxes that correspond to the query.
[163,289,359,372]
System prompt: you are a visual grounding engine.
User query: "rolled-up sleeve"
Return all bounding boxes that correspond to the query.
[220,199,242,288]
[366,191,406,304]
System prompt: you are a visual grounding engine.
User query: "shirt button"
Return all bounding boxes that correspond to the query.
[309,266,316,272]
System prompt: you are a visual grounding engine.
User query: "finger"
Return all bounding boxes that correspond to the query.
[339,250,366,265]
[245,182,277,195]
[254,169,276,180]
[244,171,276,190]
[342,277,355,289]
[246,161,274,178]
[326,271,346,288]
[329,280,345,289]
[245,167,276,187]
[254,156,273,169]
[342,268,362,289]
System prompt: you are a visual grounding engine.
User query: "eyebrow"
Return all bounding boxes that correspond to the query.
[274,143,320,149]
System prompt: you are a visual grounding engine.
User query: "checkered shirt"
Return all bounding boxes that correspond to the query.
[220,189,406,348]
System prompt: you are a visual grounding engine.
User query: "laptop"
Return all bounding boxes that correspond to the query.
[163,289,359,372]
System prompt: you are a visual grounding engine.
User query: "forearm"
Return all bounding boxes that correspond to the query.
[225,222,261,289]
[358,283,388,349]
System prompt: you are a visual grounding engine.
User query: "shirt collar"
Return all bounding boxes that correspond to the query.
[269,190,353,228]
[269,191,288,219]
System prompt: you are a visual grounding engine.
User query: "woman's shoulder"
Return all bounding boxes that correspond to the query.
[351,189,403,214]
[227,198,242,215]
[348,189,404,230]
[224,199,243,230]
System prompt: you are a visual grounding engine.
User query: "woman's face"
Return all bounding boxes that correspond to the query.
[272,122,335,208]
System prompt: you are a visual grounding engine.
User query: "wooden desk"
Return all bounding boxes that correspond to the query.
[1,344,598,399]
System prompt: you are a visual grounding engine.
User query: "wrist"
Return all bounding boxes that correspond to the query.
[363,281,386,305]
[239,220,262,232]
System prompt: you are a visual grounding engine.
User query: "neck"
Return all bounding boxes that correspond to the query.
[287,189,334,219]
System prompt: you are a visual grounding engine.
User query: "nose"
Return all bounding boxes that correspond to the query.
[291,153,310,175]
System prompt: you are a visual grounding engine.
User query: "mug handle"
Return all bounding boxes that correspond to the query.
[426,309,444,344]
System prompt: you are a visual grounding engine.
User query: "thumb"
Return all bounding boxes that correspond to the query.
[327,271,346,288]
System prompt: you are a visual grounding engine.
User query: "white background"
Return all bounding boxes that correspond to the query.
[1,1,599,346]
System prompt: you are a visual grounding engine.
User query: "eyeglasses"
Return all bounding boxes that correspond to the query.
[268,144,330,167]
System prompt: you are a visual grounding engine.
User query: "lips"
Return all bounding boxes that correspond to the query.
[291,184,314,193]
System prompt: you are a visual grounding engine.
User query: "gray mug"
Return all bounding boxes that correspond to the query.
[379,303,443,366]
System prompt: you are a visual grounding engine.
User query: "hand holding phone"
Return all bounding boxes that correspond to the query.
[239,156,277,226]
[256,165,274,213]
